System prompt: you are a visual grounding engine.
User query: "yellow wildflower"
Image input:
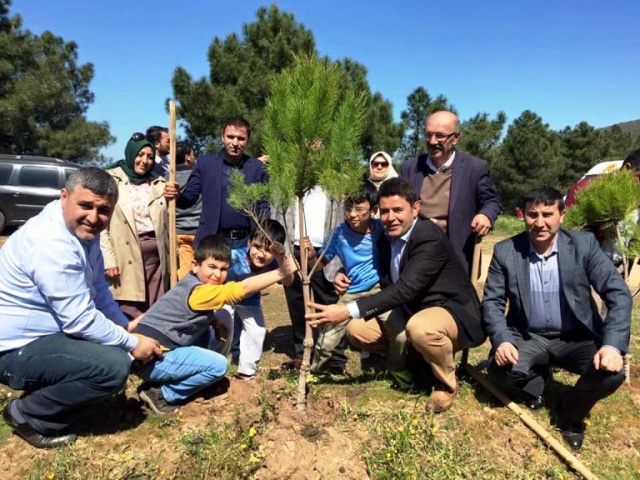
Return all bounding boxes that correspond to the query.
[241,443,248,450]
[249,426,257,437]
[46,473,55,480]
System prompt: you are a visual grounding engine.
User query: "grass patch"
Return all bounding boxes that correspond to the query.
[492,215,525,237]
[176,417,263,480]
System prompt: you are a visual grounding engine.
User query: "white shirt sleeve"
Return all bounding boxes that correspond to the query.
[27,237,137,351]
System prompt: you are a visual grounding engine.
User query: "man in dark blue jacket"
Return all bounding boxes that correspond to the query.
[177,116,270,248]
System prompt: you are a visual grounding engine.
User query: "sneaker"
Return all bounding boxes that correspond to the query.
[234,372,255,381]
[138,383,179,414]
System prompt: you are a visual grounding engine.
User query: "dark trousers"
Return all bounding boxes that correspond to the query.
[284,247,347,366]
[487,329,625,423]
[0,333,131,434]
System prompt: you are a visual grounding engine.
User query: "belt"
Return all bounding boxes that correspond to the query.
[220,229,249,241]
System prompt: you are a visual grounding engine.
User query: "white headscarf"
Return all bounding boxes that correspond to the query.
[368,151,398,189]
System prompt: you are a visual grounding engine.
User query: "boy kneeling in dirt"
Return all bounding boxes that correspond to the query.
[131,234,297,414]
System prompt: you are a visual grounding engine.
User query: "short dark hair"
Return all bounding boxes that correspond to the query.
[222,116,251,139]
[66,168,118,203]
[377,177,418,205]
[146,126,168,144]
[250,218,286,245]
[345,180,378,209]
[521,186,565,212]
[194,235,231,263]
[623,149,640,171]
[176,141,193,165]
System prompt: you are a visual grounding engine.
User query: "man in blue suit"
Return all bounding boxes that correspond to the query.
[177,116,269,248]
[401,111,501,274]
[482,186,631,451]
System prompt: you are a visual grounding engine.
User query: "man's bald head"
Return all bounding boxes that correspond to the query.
[425,111,460,167]
[427,111,460,133]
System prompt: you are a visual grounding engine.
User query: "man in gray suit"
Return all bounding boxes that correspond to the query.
[482,186,631,451]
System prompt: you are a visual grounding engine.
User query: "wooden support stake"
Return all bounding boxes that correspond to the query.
[461,237,483,369]
[168,101,178,288]
[465,364,599,480]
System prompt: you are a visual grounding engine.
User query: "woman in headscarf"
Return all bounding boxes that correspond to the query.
[368,151,398,190]
[100,132,176,319]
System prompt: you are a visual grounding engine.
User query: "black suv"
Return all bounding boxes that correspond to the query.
[0,154,79,234]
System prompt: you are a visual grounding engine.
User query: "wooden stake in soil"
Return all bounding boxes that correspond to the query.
[465,364,599,480]
[168,101,178,288]
[296,201,312,412]
[460,237,482,369]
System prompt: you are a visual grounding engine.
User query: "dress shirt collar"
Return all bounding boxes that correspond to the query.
[427,151,456,174]
[528,234,559,260]
[388,217,418,244]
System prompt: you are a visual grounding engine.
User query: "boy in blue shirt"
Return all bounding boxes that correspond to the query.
[133,234,295,413]
[226,219,294,380]
[305,185,389,374]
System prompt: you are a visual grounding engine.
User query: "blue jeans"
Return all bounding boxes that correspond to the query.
[136,346,228,403]
[0,333,131,434]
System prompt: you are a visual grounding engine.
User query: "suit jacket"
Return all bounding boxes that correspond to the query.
[177,150,269,247]
[482,229,632,353]
[356,218,485,350]
[401,150,501,273]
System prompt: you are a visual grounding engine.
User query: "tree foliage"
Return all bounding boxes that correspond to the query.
[0,0,113,161]
[556,122,607,188]
[172,5,401,157]
[457,111,507,162]
[172,5,315,154]
[601,124,635,161]
[491,110,564,211]
[263,55,367,205]
[564,170,640,275]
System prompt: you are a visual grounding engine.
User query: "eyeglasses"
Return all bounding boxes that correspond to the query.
[371,161,389,168]
[130,132,146,141]
[344,206,370,215]
[425,132,458,142]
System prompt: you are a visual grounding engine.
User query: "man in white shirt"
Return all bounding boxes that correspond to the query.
[0,168,162,448]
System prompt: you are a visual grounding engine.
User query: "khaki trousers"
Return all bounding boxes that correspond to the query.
[311,284,389,373]
[347,306,460,391]
[177,234,196,279]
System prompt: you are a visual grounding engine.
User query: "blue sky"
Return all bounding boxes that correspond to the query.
[11,0,640,161]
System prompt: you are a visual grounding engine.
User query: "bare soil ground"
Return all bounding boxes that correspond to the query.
[0,232,639,479]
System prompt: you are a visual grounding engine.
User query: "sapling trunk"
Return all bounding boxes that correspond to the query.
[296,199,313,411]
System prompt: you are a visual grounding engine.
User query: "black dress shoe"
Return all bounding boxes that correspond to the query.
[560,421,585,451]
[2,400,77,449]
[523,394,545,411]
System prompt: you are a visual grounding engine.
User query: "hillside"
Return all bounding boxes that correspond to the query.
[601,118,640,138]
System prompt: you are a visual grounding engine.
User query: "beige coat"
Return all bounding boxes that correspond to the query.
[100,167,169,302]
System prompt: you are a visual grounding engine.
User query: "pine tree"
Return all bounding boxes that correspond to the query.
[228,55,367,410]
